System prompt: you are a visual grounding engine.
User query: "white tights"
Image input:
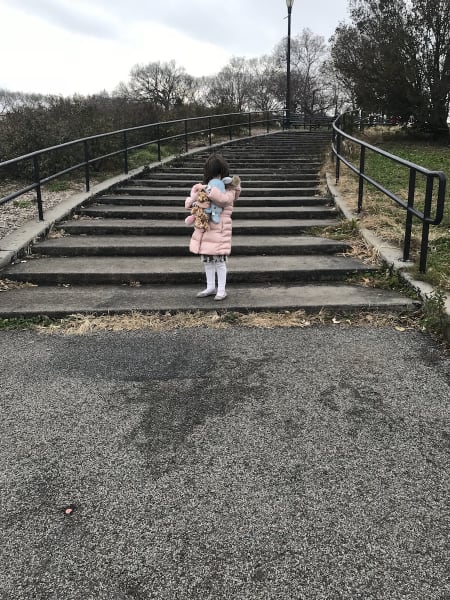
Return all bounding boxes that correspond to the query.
[204,260,227,294]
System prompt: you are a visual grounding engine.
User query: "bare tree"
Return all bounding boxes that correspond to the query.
[273,28,329,115]
[0,89,47,114]
[206,57,253,112]
[117,60,195,110]
[246,56,282,112]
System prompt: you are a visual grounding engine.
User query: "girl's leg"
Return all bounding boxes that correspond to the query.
[214,259,227,300]
[196,259,216,297]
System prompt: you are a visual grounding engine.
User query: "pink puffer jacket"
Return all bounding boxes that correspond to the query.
[185,182,241,256]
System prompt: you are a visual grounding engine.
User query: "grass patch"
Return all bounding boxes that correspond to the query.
[0,315,55,330]
[128,144,178,170]
[12,199,34,208]
[334,131,450,290]
[347,266,419,296]
[419,288,450,336]
[312,218,361,241]
[46,179,74,192]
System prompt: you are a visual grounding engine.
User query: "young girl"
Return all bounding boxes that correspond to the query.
[185,153,241,301]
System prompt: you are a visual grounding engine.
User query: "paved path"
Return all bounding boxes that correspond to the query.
[1,325,449,600]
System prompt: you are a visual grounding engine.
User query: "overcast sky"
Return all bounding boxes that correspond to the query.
[1,0,350,97]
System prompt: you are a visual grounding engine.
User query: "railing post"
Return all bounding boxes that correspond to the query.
[357,145,366,213]
[248,113,252,137]
[83,140,90,192]
[123,131,129,175]
[335,133,341,184]
[403,169,416,262]
[266,111,270,133]
[157,124,161,162]
[33,155,44,221]
[184,120,189,153]
[419,176,434,273]
[208,117,212,146]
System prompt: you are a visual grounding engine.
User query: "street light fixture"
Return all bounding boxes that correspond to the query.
[285,0,294,128]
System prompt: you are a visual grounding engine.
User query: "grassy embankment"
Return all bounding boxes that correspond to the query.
[329,127,450,291]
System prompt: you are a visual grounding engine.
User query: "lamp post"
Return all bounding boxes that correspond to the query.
[285,0,294,128]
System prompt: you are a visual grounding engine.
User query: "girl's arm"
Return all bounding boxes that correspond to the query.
[206,187,240,208]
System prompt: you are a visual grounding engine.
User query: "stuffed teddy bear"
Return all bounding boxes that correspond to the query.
[185,176,240,230]
[186,189,211,230]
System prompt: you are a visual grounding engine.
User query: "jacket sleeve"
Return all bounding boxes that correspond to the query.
[206,187,239,208]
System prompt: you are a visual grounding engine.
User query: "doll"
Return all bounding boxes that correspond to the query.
[185,176,239,229]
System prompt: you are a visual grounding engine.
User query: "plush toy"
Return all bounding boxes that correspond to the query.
[185,176,238,229]
[204,178,225,224]
[186,189,211,230]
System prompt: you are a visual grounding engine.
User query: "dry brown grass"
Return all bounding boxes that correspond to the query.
[0,278,37,291]
[37,309,419,336]
[325,154,423,251]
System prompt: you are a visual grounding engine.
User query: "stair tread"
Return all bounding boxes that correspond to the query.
[120,186,321,191]
[94,196,329,204]
[5,255,377,275]
[36,235,348,249]
[133,174,320,180]
[0,283,417,318]
[80,205,336,215]
[117,180,319,187]
[59,218,340,231]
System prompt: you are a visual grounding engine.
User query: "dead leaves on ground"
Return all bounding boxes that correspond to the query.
[36,309,418,335]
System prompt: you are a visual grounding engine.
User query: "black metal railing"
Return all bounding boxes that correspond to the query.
[0,110,286,223]
[288,114,334,130]
[332,112,447,272]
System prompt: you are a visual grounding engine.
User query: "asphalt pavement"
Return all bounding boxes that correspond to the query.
[1,325,449,600]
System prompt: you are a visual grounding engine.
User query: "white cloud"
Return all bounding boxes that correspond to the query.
[0,4,231,95]
[2,0,122,39]
[0,0,349,96]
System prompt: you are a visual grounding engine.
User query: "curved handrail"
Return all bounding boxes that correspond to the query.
[0,109,334,231]
[0,111,280,220]
[331,112,447,272]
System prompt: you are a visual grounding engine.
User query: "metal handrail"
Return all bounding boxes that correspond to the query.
[332,112,447,272]
[0,110,284,222]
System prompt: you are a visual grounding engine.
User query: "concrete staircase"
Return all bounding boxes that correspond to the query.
[0,131,416,316]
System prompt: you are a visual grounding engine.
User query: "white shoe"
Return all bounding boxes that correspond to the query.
[214,291,227,301]
[196,288,216,298]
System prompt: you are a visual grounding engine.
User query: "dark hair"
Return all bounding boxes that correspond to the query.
[203,153,230,184]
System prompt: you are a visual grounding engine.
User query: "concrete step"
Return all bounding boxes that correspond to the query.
[0,283,418,318]
[217,158,323,163]
[159,166,323,174]
[58,218,339,236]
[35,235,349,257]
[173,159,325,167]
[4,255,378,286]
[117,179,320,189]
[94,195,331,207]
[78,205,337,220]
[133,173,320,181]
[176,151,325,158]
[101,187,322,197]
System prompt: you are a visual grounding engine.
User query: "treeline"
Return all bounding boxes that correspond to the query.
[2,0,450,170]
[0,29,343,165]
[331,0,450,142]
